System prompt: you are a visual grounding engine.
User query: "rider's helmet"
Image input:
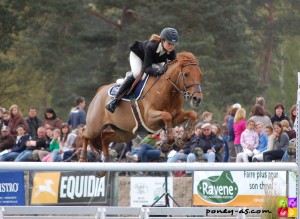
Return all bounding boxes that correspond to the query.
[160,27,179,45]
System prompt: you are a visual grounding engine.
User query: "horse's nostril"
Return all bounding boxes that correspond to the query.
[193,96,200,102]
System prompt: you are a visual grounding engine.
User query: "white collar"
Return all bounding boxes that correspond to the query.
[156,43,169,56]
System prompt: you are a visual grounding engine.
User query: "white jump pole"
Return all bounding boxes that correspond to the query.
[0,162,297,172]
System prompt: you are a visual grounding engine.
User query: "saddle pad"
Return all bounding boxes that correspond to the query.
[108,75,149,101]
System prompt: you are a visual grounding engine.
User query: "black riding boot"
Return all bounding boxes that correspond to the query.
[105,75,135,113]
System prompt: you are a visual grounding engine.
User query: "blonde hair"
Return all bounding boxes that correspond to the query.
[149,34,161,43]
[201,111,213,120]
[52,128,61,136]
[280,119,290,131]
[9,104,23,118]
[234,108,246,123]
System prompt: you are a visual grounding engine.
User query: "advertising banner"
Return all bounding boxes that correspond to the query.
[130,176,173,207]
[193,171,286,207]
[0,171,25,206]
[29,171,112,206]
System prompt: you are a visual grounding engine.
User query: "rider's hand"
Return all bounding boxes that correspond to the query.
[157,65,167,75]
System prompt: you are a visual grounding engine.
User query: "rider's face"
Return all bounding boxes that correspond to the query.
[162,40,175,53]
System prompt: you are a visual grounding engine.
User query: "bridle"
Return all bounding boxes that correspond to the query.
[140,62,202,100]
[166,62,202,101]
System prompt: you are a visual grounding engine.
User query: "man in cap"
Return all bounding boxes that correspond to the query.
[187,123,224,164]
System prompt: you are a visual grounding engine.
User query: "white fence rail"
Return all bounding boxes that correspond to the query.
[0,162,297,172]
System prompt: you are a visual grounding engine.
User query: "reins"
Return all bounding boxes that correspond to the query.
[140,60,202,101]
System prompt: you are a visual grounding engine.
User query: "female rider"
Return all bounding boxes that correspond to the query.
[105,27,179,113]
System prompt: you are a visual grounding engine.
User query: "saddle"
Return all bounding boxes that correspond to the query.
[108,74,149,101]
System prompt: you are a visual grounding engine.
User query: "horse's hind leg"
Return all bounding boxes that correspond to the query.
[97,126,115,177]
[79,127,88,162]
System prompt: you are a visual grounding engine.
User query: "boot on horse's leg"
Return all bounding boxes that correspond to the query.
[105,74,135,113]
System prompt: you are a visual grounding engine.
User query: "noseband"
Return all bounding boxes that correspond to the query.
[166,62,202,101]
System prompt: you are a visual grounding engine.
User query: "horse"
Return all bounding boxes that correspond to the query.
[81,51,203,175]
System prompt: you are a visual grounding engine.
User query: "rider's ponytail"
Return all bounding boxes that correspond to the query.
[149,34,161,43]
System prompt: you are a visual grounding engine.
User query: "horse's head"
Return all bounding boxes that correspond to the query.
[166,52,203,108]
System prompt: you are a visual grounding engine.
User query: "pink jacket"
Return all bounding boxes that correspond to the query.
[233,120,246,144]
[240,129,259,149]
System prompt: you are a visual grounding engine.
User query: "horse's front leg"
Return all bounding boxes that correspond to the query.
[148,110,174,142]
[173,109,198,141]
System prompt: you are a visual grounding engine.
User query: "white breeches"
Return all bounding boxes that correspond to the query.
[128,52,164,79]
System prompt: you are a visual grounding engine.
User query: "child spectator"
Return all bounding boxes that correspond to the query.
[236,119,259,162]
[42,129,61,162]
[252,122,268,162]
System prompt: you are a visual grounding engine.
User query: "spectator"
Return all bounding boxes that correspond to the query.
[211,123,224,161]
[167,124,202,164]
[14,126,46,161]
[221,122,229,162]
[263,122,289,162]
[8,104,28,138]
[43,108,62,130]
[25,106,43,139]
[289,104,297,131]
[233,108,247,156]
[60,123,72,147]
[32,127,53,161]
[42,129,61,162]
[0,126,15,152]
[126,132,161,162]
[190,123,223,162]
[281,119,296,140]
[125,135,143,161]
[255,96,272,117]
[236,119,259,162]
[0,108,4,133]
[0,125,30,161]
[187,123,223,166]
[264,125,275,152]
[249,104,272,128]
[63,125,85,162]
[2,111,10,127]
[67,97,86,130]
[270,103,290,125]
[201,111,213,123]
[252,122,268,162]
[227,103,241,162]
[137,133,163,163]
[281,119,297,161]
[51,123,73,162]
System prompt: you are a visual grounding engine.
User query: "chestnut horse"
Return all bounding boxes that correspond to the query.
[81,52,203,173]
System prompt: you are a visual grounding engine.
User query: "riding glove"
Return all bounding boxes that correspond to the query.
[157,65,167,75]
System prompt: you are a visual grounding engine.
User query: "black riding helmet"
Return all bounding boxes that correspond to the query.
[160,27,179,45]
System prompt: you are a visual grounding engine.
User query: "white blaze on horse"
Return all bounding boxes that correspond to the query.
[81,52,203,176]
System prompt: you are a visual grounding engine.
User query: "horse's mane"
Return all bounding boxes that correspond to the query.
[168,51,199,67]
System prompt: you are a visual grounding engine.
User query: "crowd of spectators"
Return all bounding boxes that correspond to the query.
[0,96,297,176]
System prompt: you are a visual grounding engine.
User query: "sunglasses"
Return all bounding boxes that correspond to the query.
[202,128,210,131]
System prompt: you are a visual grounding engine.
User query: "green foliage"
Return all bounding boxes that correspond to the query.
[0,0,300,122]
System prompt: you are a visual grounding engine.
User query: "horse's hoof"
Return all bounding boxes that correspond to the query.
[79,158,87,162]
[96,171,107,178]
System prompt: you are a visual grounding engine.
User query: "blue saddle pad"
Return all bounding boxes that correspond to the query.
[108,75,149,101]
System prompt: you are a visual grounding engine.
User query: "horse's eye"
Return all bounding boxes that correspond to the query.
[183,72,188,77]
